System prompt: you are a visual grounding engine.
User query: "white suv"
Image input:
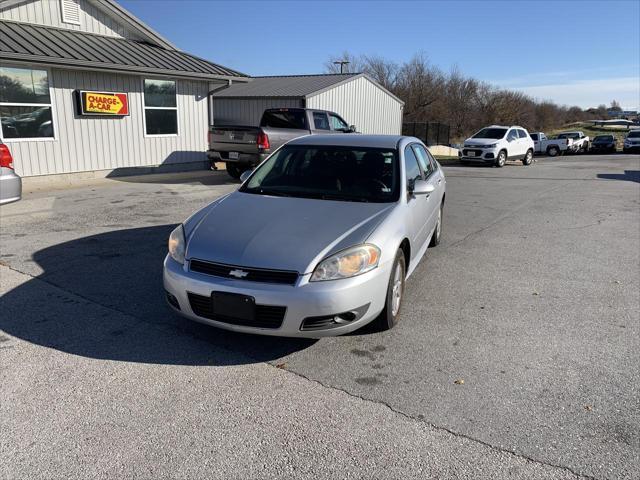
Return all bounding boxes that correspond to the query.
[460,125,535,167]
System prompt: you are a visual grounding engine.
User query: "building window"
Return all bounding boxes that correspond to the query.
[60,0,81,25]
[143,79,177,136]
[0,66,54,140]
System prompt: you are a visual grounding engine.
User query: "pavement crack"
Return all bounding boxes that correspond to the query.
[273,364,593,480]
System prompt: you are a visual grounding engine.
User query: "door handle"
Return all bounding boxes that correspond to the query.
[437,178,442,185]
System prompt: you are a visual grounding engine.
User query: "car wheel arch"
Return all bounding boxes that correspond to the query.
[399,238,411,273]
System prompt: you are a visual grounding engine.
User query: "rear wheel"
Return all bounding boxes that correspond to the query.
[547,146,559,157]
[375,249,406,331]
[522,149,533,166]
[495,150,507,167]
[226,163,243,179]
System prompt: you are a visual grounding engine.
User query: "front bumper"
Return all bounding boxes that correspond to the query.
[163,255,392,338]
[460,147,497,163]
[623,143,640,152]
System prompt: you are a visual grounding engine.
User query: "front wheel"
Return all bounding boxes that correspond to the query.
[495,150,507,167]
[429,203,443,247]
[522,149,533,166]
[547,146,559,157]
[375,249,406,331]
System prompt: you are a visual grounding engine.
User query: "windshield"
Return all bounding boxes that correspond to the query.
[594,135,614,142]
[472,128,507,139]
[557,133,580,140]
[628,131,640,138]
[240,145,399,203]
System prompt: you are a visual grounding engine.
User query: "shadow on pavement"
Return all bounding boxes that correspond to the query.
[107,169,239,187]
[597,170,640,183]
[0,225,314,365]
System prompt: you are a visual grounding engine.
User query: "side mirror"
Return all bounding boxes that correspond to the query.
[348,125,357,133]
[410,179,435,196]
[239,169,253,183]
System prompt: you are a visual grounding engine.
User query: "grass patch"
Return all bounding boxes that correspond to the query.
[548,122,635,144]
[434,155,460,164]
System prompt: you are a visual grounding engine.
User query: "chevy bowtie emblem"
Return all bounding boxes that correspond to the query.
[229,269,249,278]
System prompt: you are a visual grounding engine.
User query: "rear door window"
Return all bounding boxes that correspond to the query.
[312,112,330,130]
[260,110,307,129]
[517,129,528,138]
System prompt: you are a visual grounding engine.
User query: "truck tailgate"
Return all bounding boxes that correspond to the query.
[209,126,259,153]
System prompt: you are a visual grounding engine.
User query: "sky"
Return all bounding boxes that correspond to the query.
[119,0,640,110]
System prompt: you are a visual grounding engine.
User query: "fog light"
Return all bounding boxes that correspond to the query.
[300,304,370,331]
[166,291,180,310]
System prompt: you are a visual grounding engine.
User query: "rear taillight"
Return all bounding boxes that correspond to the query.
[0,144,13,169]
[257,131,270,150]
[207,130,212,145]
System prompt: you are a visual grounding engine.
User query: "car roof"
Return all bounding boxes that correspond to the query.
[288,134,407,149]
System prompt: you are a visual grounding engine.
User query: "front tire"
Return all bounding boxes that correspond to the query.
[429,203,443,247]
[375,249,406,331]
[547,146,559,157]
[522,149,533,166]
[496,150,507,167]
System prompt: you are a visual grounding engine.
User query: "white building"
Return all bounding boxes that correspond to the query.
[0,0,249,177]
[212,73,404,135]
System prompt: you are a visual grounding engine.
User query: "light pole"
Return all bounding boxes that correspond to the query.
[333,60,350,74]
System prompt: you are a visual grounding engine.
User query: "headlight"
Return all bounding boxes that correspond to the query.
[310,244,381,282]
[168,224,186,264]
[484,143,498,148]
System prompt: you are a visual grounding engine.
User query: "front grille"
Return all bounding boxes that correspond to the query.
[462,149,483,157]
[187,292,286,329]
[190,259,298,285]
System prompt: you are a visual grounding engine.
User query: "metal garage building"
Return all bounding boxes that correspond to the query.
[212,74,404,135]
[0,0,248,177]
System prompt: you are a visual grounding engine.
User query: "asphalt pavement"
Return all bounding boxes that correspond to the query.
[1,154,638,479]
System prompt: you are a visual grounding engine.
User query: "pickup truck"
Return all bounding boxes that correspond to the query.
[207,108,355,178]
[530,131,590,156]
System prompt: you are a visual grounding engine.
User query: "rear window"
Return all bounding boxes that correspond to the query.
[260,110,306,130]
[594,135,614,141]
[557,132,580,140]
[530,134,538,141]
[628,130,640,138]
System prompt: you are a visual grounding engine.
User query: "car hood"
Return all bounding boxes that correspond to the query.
[464,137,502,146]
[186,192,394,273]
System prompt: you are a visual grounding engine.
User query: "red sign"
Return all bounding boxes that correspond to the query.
[79,91,129,116]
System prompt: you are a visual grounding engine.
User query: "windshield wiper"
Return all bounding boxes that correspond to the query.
[245,188,291,197]
[320,194,370,203]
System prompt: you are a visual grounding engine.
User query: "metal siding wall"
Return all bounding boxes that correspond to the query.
[0,0,136,38]
[6,68,209,176]
[212,98,303,126]
[305,76,403,135]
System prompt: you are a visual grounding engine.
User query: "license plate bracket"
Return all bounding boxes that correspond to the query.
[228,152,239,160]
[212,291,255,321]
[467,151,476,157]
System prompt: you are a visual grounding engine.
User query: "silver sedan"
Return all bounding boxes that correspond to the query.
[163,135,446,337]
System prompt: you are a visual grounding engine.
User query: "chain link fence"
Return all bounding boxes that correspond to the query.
[402,122,450,146]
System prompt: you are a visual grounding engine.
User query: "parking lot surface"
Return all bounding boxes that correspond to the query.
[1,154,639,479]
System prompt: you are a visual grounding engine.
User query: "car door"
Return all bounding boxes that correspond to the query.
[413,144,442,237]
[517,129,530,155]
[404,144,434,252]
[506,129,520,158]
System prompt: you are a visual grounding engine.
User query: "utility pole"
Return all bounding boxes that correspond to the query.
[333,60,350,74]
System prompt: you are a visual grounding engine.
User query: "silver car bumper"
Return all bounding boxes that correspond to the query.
[0,168,22,205]
[163,255,392,338]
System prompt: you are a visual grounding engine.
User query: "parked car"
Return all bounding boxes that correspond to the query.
[623,130,640,153]
[0,142,21,205]
[590,135,618,154]
[208,108,356,178]
[164,135,446,337]
[530,132,571,157]
[555,131,590,154]
[460,125,534,167]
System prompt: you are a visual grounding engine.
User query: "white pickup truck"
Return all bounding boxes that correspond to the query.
[530,131,590,157]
